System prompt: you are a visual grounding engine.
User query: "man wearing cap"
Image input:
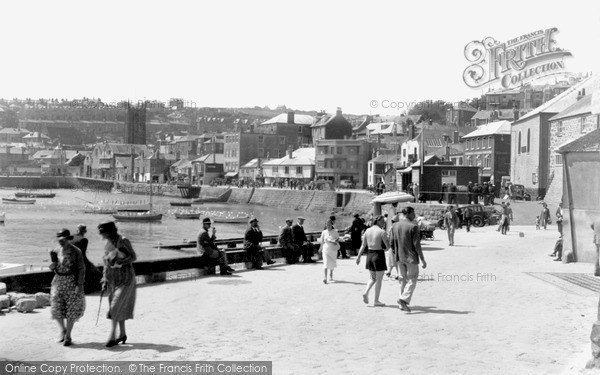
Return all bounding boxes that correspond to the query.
[244,217,275,269]
[389,206,427,312]
[279,218,299,264]
[197,218,233,275]
[292,217,315,263]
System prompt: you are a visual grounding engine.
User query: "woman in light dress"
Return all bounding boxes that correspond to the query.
[319,219,340,284]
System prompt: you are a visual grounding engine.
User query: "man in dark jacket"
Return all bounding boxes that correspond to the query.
[279,218,299,264]
[292,217,315,263]
[348,213,365,255]
[244,217,275,269]
[197,218,234,275]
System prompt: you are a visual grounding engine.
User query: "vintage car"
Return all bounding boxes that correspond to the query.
[512,184,532,201]
[438,204,498,228]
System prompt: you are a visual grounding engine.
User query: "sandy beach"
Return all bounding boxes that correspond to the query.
[1,224,598,374]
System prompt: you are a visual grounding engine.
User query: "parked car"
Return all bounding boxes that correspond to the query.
[339,180,355,189]
[512,184,531,201]
[438,204,496,228]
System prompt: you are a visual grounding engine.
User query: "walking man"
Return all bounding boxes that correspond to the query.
[541,202,551,230]
[356,215,389,307]
[389,206,427,312]
[463,206,473,232]
[443,205,459,246]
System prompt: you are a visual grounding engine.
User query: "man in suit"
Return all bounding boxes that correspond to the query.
[348,213,366,255]
[389,206,427,313]
[292,217,315,263]
[279,218,299,264]
[197,218,233,275]
[244,217,275,270]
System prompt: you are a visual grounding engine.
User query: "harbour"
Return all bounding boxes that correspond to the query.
[0,188,356,267]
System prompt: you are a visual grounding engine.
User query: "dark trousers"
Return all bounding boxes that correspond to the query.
[246,247,263,268]
[464,217,471,232]
[297,243,313,261]
[282,244,299,264]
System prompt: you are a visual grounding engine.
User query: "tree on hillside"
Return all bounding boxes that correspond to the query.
[408,100,452,124]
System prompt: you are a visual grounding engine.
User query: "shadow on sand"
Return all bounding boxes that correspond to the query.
[408,306,473,315]
[68,342,183,352]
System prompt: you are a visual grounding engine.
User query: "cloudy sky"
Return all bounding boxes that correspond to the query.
[1,0,598,115]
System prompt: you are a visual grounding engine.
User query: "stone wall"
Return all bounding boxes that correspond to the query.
[396,202,449,224]
[198,186,230,199]
[306,191,339,212]
[344,191,376,215]
[228,187,254,204]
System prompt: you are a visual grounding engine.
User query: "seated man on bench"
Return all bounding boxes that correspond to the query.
[244,217,275,269]
[279,218,299,264]
[197,217,234,275]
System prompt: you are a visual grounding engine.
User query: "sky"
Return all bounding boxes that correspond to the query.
[1,0,599,115]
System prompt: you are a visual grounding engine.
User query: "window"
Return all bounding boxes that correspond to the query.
[317,161,324,168]
[271,166,278,173]
[484,154,491,168]
[557,121,563,134]
[526,129,530,153]
[369,163,372,171]
[488,137,492,148]
[258,135,264,143]
[476,155,482,166]
[298,126,303,133]
[258,148,264,158]
[284,166,289,174]
[336,160,343,168]
[296,166,303,174]
[337,147,343,154]
[402,149,406,157]
[518,132,522,154]
[279,136,286,144]
[441,170,457,177]
[348,147,356,154]
[555,154,563,165]
[318,146,328,155]
[348,162,356,169]
[458,157,463,166]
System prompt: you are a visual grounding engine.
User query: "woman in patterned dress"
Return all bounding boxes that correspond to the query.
[49,229,86,347]
[98,221,137,347]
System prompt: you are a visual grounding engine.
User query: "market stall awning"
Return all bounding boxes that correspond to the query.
[225,172,238,177]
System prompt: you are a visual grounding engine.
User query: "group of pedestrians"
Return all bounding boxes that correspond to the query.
[355,207,427,312]
[49,221,137,348]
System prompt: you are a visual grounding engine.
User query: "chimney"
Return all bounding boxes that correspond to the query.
[513,106,519,121]
[287,111,295,124]
[576,91,583,101]
[288,145,293,159]
[445,145,450,161]
[428,119,433,125]
[336,107,342,116]
[582,88,586,97]
[453,130,459,144]
[409,124,415,139]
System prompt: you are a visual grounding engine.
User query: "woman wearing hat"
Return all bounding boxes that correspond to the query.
[49,229,86,346]
[98,221,137,347]
[319,219,340,284]
[72,224,102,294]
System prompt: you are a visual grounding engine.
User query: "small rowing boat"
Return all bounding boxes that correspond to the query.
[175,212,201,219]
[212,215,249,224]
[15,192,56,198]
[113,212,163,222]
[170,202,192,207]
[0,212,5,222]
[2,198,36,204]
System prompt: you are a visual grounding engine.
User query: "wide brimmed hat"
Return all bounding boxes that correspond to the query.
[98,221,118,234]
[56,229,73,240]
[202,217,212,224]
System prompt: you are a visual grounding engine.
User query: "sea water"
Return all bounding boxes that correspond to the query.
[0,188,350,266]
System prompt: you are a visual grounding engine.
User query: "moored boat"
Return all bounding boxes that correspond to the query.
[113,212,163,222]
[0,212,5,222]
[174,212,201,219]
[2,198,36,204]
[212,215,249,224]
[15,192,56,198]
[170,201,192,207]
